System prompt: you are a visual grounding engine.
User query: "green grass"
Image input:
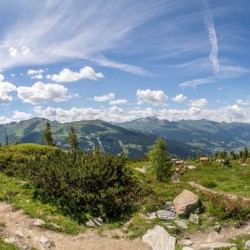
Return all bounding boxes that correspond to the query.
[0,172,81,234]
[229,234,250,250]
[181,160,250,197]
[0,237,20,250]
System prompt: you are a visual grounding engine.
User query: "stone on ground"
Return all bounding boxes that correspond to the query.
[173,190,201,216]
[245,240,250,249]
[156,210,177,221]
[142,225,176,250]
[189,213,199,224]
[199,242,235,249]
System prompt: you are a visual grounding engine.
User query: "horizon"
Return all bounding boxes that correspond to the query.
[0,116,250,126]
[0,1,249,124]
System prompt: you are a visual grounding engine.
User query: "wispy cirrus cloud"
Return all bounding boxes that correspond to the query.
[203,0,220,74]
[179,64,249,88]
[0,0,166,75]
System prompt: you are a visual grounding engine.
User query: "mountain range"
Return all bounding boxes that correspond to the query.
[0,117,249,159]
[119,118,250,155]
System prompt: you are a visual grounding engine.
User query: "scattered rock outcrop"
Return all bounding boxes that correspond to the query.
[142,225,176,250]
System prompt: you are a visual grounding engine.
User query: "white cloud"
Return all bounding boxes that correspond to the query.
[17,82,72,104]
[33,106,126,123]
[21,46,30,55]
[189,98,208,108]
[32,100,250,124]
[136,89,168,105]
[204,2,220,74]
[236,99,250,106]
[109,99,128,105]
[47,66,104,82]
[94,93,115,102]
[172,94,187,103]
[0,74,16,103]
[90,56,149,76]
[27,69,45,79]
[180,65,249,88]
[8,47,18,57]
[11,111,32,121]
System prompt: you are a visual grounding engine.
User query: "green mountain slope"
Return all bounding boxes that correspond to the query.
[119,118,250,155]
[0,118,199,158]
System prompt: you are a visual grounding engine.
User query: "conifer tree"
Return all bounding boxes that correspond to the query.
[67,126,79,151]
[43,121,54,146]
[149,137,173,182]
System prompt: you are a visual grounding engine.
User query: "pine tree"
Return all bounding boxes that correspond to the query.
[148,137,173,182]
[67,126,79,151]
[5,127,9,146]
[43,121,54,146]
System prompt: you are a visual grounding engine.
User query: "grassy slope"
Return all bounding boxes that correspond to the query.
[181,160,250,197]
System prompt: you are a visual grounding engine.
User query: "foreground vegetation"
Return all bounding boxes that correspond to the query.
[0,143,249,249]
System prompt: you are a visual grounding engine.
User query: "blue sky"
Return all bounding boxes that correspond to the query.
[0,0,249,124]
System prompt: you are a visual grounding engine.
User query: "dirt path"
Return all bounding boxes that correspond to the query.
[0,202,150,250]
[189,181,250,204]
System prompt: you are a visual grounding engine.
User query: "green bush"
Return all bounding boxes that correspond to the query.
[28,149,138,222]
[206,193,250,220]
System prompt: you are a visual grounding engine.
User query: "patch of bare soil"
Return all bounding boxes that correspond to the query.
[0,202,151,250]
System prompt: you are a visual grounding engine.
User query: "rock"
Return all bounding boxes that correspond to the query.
[163,223,176,229]
[156,210,177,221]
[142,225,176,250]
[189,213,199,224]
[213,224,221,233]
[165,202,175,212]
[245,240,250,249]
[15,229,24,238]
[92,217,103,227]
[33,219,45,227]
[86,220,96,227]
[182,239,193,247]
[229,247,237,250]
[182,247,194,250]
[39,236,51,249]
[86,217,103,227]
[175,219,188,229]
[146,212,157,220]
[173,190,202,217]
[199,242,235,249]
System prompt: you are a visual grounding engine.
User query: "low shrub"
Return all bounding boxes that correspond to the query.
[28,149,138,222]
[206,193,250,221]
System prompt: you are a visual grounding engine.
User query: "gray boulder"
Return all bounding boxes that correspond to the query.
[173,190,202,217]
[142,225,176,250]
[175,219,188,229]
[245,240,250,249]
[156,210,177,221]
